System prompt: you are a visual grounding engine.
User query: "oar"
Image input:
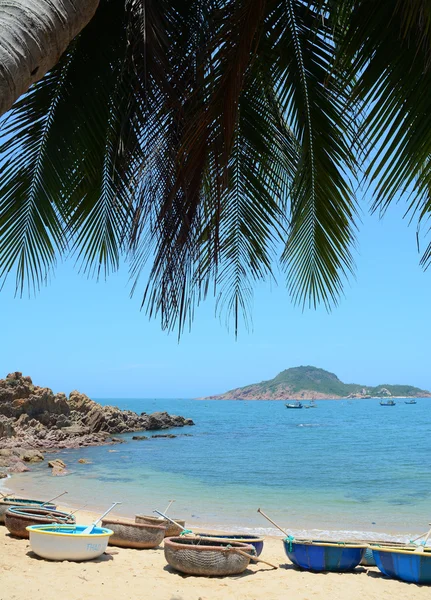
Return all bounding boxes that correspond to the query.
[228,547,278,569]
[154,509,183,529]
[41,491,68,506]
[415,523,431,552]
[257,508,290,537]
[409,530,429,543]
[82,502,122,535]
[164,499,175,514]
[154,510,278,569]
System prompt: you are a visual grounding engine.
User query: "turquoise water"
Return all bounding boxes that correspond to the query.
[6,398,431,540]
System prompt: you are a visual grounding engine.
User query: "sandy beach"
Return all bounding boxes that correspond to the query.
[0,504,429,600]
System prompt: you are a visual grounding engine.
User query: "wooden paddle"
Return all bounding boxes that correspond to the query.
[415,523,431,553]
[82,502,122,535]
[257,508,290,537]
[153,509,182,528]
[41,491,68,506]
[229,547,278,569]
[164,499,175,514]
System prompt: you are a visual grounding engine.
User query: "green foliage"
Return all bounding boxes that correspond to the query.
[0,1,431,334]
[216,366,430,398]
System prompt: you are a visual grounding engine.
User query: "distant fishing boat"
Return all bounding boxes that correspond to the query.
[304,400,317,409]
[285,401,303,409]
[404,399,417,405]
[380,399,396,406]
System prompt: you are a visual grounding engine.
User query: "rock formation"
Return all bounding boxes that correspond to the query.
[0,372,194,473]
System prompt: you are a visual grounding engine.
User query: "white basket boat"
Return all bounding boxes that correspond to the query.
[26,524,113,561]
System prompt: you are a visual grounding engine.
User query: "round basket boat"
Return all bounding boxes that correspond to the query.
[0,498,56,523]
[5,506,75,539]
[26,524,113,561]
[135,514,186,537]
[283,538,366,572]
[196,533,264,556]
[372,546,431,584]
[101,518,165,549]
[164,536,255,576]
[360,541,410,567]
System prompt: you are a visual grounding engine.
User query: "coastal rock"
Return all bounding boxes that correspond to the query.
[0,470,8,478]
[20,449,44,463]
[48,459,66,469]
[77,458,90,464]
[132,435,149,441]
[0,415,15,438]
[0,372,194,465]
[51,466,69,477]
[9,461,29,473]
[152,434,177,439]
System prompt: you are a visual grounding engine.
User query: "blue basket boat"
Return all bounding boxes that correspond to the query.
[283,538,366,572]
[372,546,431,584]
[197,533,264,556]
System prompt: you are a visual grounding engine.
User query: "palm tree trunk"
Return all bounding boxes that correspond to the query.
[0,0,99,117]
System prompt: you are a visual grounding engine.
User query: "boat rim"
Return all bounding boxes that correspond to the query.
[286,538,367,549]
[26,524,113,537]
[197,533,265,543]
[371,546,431,556]
[164,536,255,551]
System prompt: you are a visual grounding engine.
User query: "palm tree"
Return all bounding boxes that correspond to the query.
[0,0,430,334]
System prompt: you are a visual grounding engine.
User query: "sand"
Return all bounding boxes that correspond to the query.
[0,507,429,600]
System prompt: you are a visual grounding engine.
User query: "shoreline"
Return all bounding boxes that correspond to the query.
[1,474,423,545]
[0,498,430,599]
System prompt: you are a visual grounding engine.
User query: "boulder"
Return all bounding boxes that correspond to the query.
[9,461,29,473]
[51,466,69,476]
[48,459,66,469]
[20,449,44,463]
[132,435,149,441]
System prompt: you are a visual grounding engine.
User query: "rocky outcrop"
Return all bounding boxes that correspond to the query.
[0,372,194,473]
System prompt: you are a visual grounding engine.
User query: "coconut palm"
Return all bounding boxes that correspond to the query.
[0,0,430,334]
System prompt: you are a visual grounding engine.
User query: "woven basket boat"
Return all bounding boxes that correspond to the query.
[101,518,166,549]
[0,498,56,523]
[5,506,75,539]
[164,536,254,576]
[135,514,186,537]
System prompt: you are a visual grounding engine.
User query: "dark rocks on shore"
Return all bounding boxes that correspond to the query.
[132,435,149,441]
[0,372,195,473]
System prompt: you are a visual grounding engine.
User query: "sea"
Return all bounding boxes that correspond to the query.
[4,398,431,541]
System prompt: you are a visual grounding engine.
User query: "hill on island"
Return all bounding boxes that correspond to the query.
[202,366,431,400]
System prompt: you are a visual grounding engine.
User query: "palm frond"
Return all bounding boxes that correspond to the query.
[272,1,358,307]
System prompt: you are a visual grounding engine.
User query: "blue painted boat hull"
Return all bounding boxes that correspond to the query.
[197,534,264,556]
[283,540,365,572]
[373,548,431,584]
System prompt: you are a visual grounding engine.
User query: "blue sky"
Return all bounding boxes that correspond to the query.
[1,200,430,398]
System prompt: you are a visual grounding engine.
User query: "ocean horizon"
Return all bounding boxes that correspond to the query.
[4,397,431,541]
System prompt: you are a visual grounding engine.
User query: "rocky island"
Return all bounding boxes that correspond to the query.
[202,366,431,400]
[0,372,194,475]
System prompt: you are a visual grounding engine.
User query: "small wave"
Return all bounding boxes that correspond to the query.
[196,524,417,543]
